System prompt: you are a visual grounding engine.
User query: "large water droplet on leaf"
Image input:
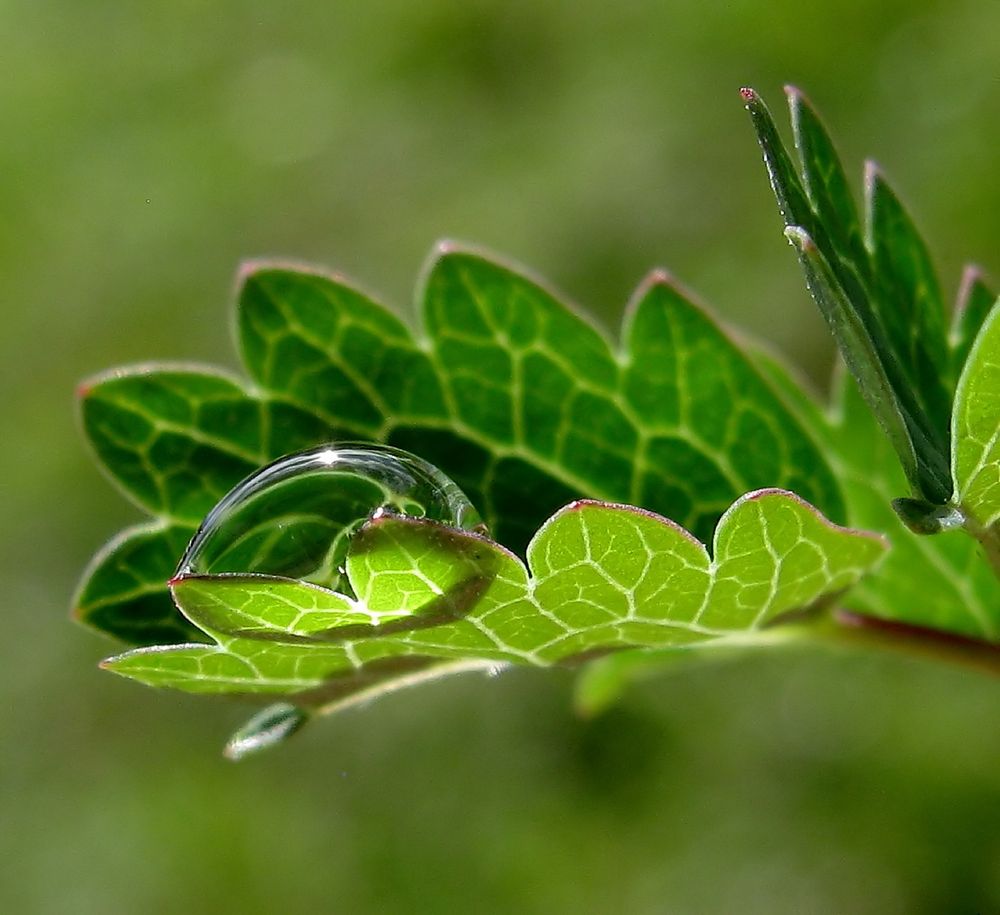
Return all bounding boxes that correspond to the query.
[178,443,485,594]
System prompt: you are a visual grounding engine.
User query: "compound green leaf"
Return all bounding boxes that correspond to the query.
[102,493,884,698]
[78,249,845,645]
[239,252,846,548]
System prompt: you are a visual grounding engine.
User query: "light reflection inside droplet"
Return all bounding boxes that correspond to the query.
[177,442,485,596]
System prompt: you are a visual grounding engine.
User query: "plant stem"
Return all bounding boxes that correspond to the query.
[807,609,1000,676]
[961,511,1000,583]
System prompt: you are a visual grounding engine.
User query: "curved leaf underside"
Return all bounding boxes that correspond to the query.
[103,493,885,699]
[76,246,846,645]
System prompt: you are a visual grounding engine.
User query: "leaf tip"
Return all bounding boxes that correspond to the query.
[433,238,462,257]
[782,84,818,115]
[235,257,360,292]
[235,257,266,283]
[633,267,686,300]
[69,603,88,624]
[863,158,885,194]
[739,86,759,105]
[644,267,673,286]
[955,263,990,312]
[628,267,714,323]
[783,225,815,252]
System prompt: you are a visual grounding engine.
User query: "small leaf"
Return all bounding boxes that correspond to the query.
[741,87,815,233]
[953,301,1000,530]
[890,498,964,536]
[744,87,953,505]
[224,703,309,760]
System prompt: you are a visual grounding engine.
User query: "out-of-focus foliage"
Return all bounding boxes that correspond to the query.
[3,1,1000,913]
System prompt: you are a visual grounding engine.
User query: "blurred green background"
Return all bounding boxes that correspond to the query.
[2,1,999,912]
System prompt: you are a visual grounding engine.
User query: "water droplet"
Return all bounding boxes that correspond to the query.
[178,443,485,594]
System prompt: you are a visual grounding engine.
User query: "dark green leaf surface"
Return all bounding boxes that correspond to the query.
[102,494,884,698]
[744,87,953,504]
[866,165,950,399]
[72,523,202,645]
[239,256,844,548]
[77,249,845,644]
[76,367,334,641]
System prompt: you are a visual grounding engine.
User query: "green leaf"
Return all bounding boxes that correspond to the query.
[240,254,846,543]
[788,86,866,269]
[101,494,884,697]
[78,250,846,645]
[78,367,334,524]
[223,703,309,761]
[73,522,202,645]
[173,520,502,642]
[744,87,952,504]
[953,301,1000,531]
[75,367,333,641]
[783,227,919,492]
[865,162,951,409]
[79,368,266,523]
